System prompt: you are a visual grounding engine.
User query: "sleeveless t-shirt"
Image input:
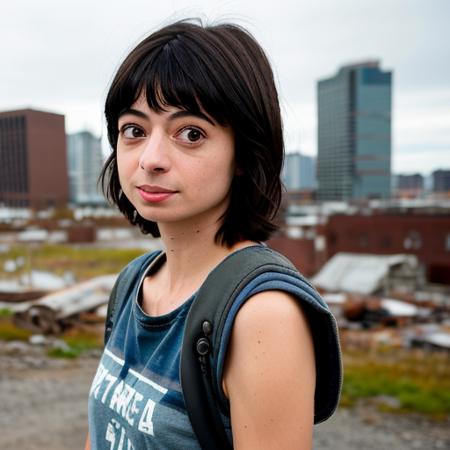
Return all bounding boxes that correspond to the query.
[88,249,341,449]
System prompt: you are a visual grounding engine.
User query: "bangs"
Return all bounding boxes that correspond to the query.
[109,36,229,134]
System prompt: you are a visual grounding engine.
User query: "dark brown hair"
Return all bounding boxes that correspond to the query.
[101,19,284,246]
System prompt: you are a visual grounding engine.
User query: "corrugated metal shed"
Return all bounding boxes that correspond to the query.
[312,252,418,294]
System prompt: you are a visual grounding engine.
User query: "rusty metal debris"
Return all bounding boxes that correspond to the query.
[12,275,116,334]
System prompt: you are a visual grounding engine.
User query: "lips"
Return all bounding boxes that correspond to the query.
[138,184,176,194]
[137,185,178,203]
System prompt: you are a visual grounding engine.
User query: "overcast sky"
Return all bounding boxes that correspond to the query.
[1,0,449,175]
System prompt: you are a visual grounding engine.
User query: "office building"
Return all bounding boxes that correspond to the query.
[0,108,69,208]
[432,169,450,193]
[67,131,105,205]
[397,174,424,190]
[393,173,424,198]
[317,61,392,201]
[282,152,316,191]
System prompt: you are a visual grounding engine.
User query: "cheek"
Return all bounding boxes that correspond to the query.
[196,149,233,181]
[194,157,234,197]
[116,157,138,202]
[116,152,135,183]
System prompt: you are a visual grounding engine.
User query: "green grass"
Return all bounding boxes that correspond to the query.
[46,341,96,359]
[0,308,13,317]
[0,318,33,341]
[0,244,146,280]
[47,327,103,359]
[341,349,450,419]
[47,346,82,359]
[0,309,103,358]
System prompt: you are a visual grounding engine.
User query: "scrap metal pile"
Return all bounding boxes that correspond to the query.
[2,275,117,334]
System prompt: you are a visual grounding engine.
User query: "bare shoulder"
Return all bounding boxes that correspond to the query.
[224,290,316,373]
[223,290,316,449]
[227,290,315,357]
[232,289,311,330]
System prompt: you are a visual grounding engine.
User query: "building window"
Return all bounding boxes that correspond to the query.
[329,232,337,245]
[286,227,302,239]
[404,231,422,250]
[359,234,369,248]
[380,235,392,249]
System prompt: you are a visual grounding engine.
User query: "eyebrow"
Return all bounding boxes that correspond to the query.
[118,108,215,126]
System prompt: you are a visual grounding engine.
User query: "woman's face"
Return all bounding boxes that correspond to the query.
[116,94,236,232]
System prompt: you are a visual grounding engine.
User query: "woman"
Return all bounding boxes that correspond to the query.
[87,19,341,450]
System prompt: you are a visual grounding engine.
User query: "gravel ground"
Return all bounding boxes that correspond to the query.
[0,341,449,450]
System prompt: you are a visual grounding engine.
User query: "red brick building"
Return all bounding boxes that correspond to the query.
[0,108,69,208]
[269,235,319,277]
[325,214,450,285]
[269,219,328,278]
[269,212,450,285]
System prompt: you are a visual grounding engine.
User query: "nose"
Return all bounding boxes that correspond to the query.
[138,130,170,173]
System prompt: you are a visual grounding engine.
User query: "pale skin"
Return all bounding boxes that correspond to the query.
[85,96,316,449]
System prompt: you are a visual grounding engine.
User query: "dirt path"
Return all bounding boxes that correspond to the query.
[0,348,448,450]
[0,353,98,450]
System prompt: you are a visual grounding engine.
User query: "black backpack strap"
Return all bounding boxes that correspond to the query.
[180,245,300,450]
[181,245,342,449]
[104,250,163,346]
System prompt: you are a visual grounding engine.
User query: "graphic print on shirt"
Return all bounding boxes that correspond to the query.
[89,347,168,450]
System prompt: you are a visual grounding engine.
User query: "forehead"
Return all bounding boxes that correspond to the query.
[118,92,216,126]
[112,52,230,126]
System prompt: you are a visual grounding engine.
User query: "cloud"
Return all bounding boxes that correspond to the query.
[0,0,449,174]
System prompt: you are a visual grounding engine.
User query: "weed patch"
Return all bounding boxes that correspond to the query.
[0,318,33,341]
[342,349,450,418]
[0,244,146,281]
[47,328,103,359]
[0,308,13,317]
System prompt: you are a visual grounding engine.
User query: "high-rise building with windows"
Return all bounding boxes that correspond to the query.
[67,131,105,205]
[0,108,69,208]
[282,152,316,191]
[317,61,392,201]
[432,169,450,193]
[393,173,424,198]
[396,174,424,191]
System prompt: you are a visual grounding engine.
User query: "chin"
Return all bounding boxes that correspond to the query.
[136,208,187,224]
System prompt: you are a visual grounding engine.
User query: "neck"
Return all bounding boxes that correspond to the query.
[157,219,255,296]
[158,219,228,288]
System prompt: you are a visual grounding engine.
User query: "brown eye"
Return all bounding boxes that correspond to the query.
[187,129,201,141]
[178,127,205,144]
[121,125,145,139]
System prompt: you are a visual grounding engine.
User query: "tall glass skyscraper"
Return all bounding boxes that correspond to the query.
[67,131,105,205]
[282,152,316,191]
[317,61,392,200]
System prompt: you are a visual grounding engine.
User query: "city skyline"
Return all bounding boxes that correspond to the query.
[1,0,449,176]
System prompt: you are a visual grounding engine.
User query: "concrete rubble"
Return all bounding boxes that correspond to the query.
[323,289,450,351]
[9,275,117,334]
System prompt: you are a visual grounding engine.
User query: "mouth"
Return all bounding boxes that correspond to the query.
[136,185,178,203]
[137,184,177,194]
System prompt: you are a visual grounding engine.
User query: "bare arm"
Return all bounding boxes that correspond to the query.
[223,290,316,450]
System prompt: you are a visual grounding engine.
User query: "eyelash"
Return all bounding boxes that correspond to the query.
[118,124,206,144]
[119,124,144,139]
[176,126,206,144]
